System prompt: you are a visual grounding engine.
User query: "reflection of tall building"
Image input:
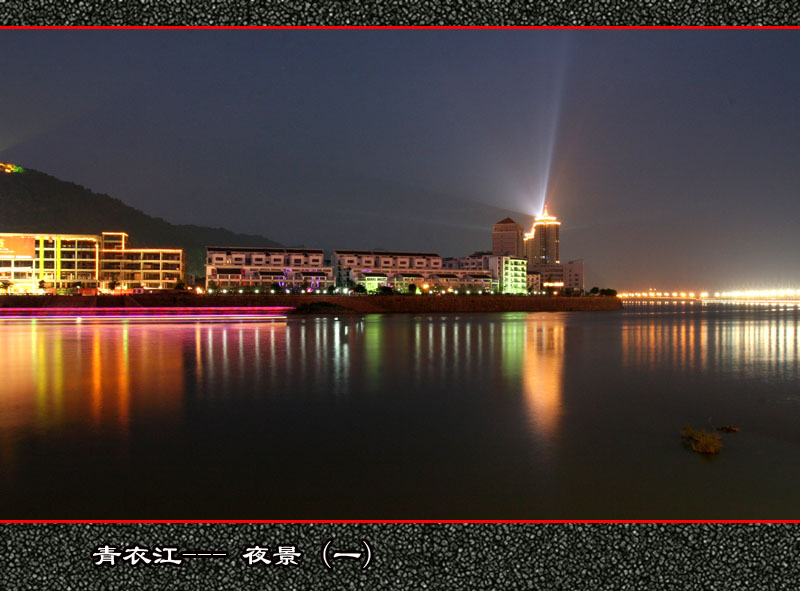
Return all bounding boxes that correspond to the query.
[492,218,524,257]
[521,319,564,439]
[524,206,560,264]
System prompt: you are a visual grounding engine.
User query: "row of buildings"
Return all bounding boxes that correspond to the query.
[0,231,183,293]
[0,207,583,296]
[205,206,582,295]
[206,247,528,294]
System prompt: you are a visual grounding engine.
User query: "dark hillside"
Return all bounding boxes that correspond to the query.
[0,167,282,276]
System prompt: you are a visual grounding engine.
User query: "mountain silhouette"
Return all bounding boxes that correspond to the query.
[0,167,282,277]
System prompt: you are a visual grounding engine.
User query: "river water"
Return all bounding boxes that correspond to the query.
[2,305,799,518]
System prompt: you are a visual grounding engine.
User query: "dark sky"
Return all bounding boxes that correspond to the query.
[2,31,799,290]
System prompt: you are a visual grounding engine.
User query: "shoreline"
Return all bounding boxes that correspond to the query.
[0,294,622,314]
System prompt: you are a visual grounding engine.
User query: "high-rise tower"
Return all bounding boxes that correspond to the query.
[492,217,524,257]
[524,205,560,264]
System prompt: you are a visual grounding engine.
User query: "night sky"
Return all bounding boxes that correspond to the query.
[2,31,799,290]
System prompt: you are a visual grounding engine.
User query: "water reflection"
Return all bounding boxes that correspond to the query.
[3,310,800,517]
[11,311,796,451]
[522,318,564,438]
[1,322,187,434]
[621,310,800,379]
[1,315,568,437]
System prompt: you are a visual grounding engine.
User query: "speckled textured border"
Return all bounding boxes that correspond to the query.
[0,523,799,589]
[0,0,798,26]
[1,6,797,589]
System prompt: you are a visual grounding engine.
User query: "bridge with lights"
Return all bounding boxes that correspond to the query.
[618,290,707,305]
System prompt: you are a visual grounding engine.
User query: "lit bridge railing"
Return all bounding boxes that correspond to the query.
[619,290,800,306]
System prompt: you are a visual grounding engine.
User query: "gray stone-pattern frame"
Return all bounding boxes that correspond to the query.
[0,1,798,26]
[1,523,799,589]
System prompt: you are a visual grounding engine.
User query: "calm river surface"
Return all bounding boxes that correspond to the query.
[2,305,800,518]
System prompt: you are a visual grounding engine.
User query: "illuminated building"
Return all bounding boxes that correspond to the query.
[331,250,498,293]
[0,233,98,293]
[487,256,528,295]
[98,232,183,290]
[527,259,584,293]
[524,206,560,264]
[492,218,524,257]
[333,250,443,289]
[0,231,184,293]
[205,246,334,290]
[392,273,426,291]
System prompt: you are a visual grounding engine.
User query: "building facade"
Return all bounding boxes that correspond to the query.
[524,206,561,264]
[98,232,183,290]
[443,252,491,270]
[527,259,584,293]
[0,231,184,293]
[332,250,443,289]
[487,256,528,295]
[205,246,334,291]
[492,218,524,257]
[527,271,542,294]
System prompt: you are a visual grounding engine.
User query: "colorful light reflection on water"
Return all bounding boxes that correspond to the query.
[1,308,800,518]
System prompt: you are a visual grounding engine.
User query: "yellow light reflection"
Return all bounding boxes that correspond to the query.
[0,323,187,435]
[521,317,564,439]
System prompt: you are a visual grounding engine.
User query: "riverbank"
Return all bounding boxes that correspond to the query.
[0,294,622,313]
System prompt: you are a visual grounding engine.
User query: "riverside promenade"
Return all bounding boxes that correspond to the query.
[0,294,622,313]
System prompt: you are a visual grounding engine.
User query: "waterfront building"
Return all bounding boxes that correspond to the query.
[443,251,492,270]
[332,249,443,289]
[392,273,426,292]
[527,259,584,293]
[0,231,184,293]
[524,206,561,264]
[98,232,184,290]
[492,218,524,257]
[461,273,498,293]
[487,256,528,295]
[205,246,334,291]
[440,271,498,293]
[527,271,542,294]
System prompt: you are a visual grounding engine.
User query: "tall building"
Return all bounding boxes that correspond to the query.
[492,218,524,257]
[524,206,561,264]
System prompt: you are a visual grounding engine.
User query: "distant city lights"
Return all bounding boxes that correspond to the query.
[0,162,23,174]
[619,289,800,303]
[618,290,703,299]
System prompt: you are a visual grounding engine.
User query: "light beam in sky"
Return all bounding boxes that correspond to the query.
[531,36,571,217]
[502,35,572,219]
